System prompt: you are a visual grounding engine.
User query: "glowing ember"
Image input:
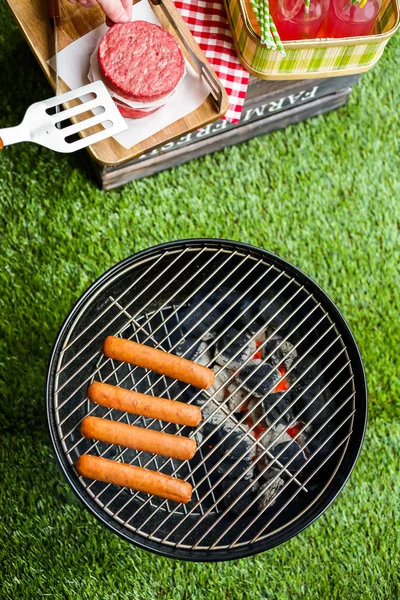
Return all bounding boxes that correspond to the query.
[274,365,289,392]
[253,340,263,360]
[253,424,267,439]
[239,399,250,412]
[286,422,305,438]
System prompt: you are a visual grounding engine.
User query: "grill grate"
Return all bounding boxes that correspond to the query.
[48,242,365,559]
[84,306,218,518]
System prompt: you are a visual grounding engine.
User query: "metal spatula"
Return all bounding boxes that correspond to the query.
[0,81,128,153]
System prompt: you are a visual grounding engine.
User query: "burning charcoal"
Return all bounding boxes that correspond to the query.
[262,337,281,367]
[196,348,213,367]
[236,360,280,398]
[258,424,292,450]
[175,337,213,365]
[177,285,244,341]
[208,366,232,403]
[288,364,332,435]
[186,339,207,361]
[215,460,253,481]
[199,401,257,514]
[200,412,254,461]
[263,335,298,370]
[237,295,292,337]
[219,462,255,515]
[200,398,225,426]
[247,398,265,426]
[174,337,195,358]
[267,439,307,472]
[177,300,220,340]
[256,470,285,511]
[255,330,268,346]
[279,341,297,369]
[201,413,256,514]
[227,383,248,413]
[214,436,255,509]
[194,431,204,445]
[185,339,213,367]
[262,392,292,427]
[212,420,255,463]
[255,425,292,472]
[286,425,310,457]
[294,430,308,449]
[215,329,257,370]
[212,286,243,326]
[200,398,253,451]
[193,392,208,407]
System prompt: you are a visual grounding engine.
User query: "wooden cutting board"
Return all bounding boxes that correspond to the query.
[5,0,229,166]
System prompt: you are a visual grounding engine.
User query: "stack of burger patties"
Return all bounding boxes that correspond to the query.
[89,21,185,119]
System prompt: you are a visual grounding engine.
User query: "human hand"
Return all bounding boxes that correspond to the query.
[68,0,132,23]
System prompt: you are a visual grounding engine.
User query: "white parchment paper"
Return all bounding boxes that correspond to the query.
[48,1,209,149]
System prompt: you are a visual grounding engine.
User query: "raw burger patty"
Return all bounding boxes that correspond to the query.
[98,21,185,103]
[114,100,160,120]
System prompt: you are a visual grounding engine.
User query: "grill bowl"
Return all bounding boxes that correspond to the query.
[46,239,367,561]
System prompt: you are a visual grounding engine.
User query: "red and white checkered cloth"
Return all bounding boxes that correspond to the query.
[174,0,250,122]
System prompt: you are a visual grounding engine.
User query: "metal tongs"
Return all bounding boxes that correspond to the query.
[150,0,224,111]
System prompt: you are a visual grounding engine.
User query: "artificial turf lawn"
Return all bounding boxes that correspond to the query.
[0,1,400,597]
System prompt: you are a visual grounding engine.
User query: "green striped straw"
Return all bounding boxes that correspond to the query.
[251,0,274,47]
[264,0,286,56]
[260,0,276,47]
[304,0,310,14]
[250,0,263,40]
[251,0,286,56]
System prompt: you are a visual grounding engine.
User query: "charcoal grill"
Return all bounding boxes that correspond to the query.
[46,239,367,561]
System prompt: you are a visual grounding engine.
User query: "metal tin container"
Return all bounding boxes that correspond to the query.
[223,0,399,79]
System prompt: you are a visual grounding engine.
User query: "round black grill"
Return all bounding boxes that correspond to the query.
[46,239,367,561]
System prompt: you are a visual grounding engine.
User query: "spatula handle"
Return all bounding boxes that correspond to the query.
[48,0,61,24]
[0,125,30,148]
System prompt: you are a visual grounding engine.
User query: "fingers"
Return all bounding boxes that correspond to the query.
[69,0,98,5]
[121,0,132,20]
[97,0,130,22]
[67,0,132,25]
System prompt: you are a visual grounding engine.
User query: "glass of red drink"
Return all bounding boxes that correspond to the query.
[320,0,381,37]
[270,0,330,40]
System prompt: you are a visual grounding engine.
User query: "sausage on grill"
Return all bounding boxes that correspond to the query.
[103,336,214,389]
[88,381,202,427]
[81,416,197,460]
[75,454,192,503]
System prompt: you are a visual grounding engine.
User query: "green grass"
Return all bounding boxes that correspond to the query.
[1,2,400,597]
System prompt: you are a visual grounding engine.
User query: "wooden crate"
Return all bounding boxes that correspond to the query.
[5,0,362,189]
[95,73,361,189]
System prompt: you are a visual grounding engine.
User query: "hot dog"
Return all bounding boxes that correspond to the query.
[103,337,214,390]
[88,381,202,427]
[75,454,192,503]
[81,416,196,460]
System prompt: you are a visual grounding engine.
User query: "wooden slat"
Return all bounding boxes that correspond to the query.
[95,87,352,188]
[97,74,360,175]
[5,0,229,166]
